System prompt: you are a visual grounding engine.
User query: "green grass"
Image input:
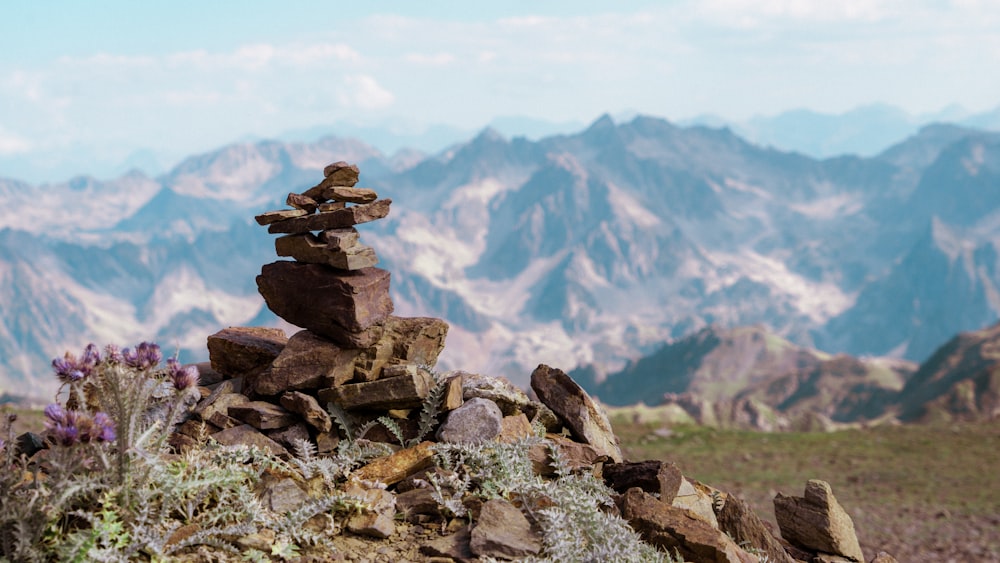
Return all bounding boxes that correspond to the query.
[612,417,1000,561]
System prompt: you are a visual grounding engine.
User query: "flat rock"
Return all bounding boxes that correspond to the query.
[353,441,436,486]
[620,488,756,563]
[259,476,308,513]
[280,391,332,433]
[319,368,434,411]
[254,208,308,225]
[323,186,378,203]
[228,401,296,430]
[193,385,249,423]
[603,460,684,503]
[274,232,378,271]
[774,480,865,563]
[436,397,504,444]
[266,199,391,234]
[211,424,288,458]
[260,330,360,395]
[470,498,542,559]
[530,364,623,463]
[257,262,393,340]
[718,494,797,563]
[207,326,287,378]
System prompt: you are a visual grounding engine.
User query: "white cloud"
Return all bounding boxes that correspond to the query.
[0,128,31,154]
[404,52,456,66]
[339,74,395,109]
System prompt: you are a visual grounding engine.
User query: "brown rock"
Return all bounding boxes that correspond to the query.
[498,413,534,443]
[207,326,287,378]
[385,316,450,366]
[254,208,308,225]
[673,478,720,528]
[228,401,296,430]
[323,161,361,184]
[530,364,623,463]
[419,526,473,560]
[260,330,360,395]
[442,373,464,411]
[193,384,249,423]
[352,441,436,486]
[266,199,392,234]
[619,488,756,563]
[773,480,865,563]
[315,431,340,455]
[318,201,346,212]
[395,488,440,519]
[286,192,318,213]
[259,476,308,513]
[603,460,683,503]
[256,262,393,342]
[869,552,899,563]
[280,391,332,433]
[470,498,542,559]
[206,411,242,430]
[529,434,606,476]
[211,424,288,458]
[718,494,797,563]
[319,368,434,411]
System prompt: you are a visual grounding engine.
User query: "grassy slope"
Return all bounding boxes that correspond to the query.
[612,417,1000,562]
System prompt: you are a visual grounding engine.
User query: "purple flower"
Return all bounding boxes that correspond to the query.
[166,358,200,391]
[51,343,101,383]
[103,344,124,364]
[122,341,162,371]
[92,412,117,442]
[44,403,66,424]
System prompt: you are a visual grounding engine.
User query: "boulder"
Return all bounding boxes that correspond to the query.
[530,364,623,463]
[436,397,504,444]
[206,326,287,378]
[261,330,360,395]
[773,480,865,563]
[498,413,534,443]
[256,262,393,343]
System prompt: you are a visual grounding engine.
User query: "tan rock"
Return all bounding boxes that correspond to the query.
[352,441,436,486]
[530,364,623,463]
[442,373,464,411]
[319,368,434,411]
[673,478,719,528]
[207,326,287,378]
[323,186,378,203]
[261,330,360,395]
[193,385,249,423]
[266,199,392,234]
[498,413,534,443]
[254,208,308,225]
[345,482,396,539]
[774,480,865,563]
[869,552,899,563]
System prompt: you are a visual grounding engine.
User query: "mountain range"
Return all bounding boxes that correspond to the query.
[1,114,999,407]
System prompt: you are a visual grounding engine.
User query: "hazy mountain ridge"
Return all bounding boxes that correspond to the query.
[1,114,999,403]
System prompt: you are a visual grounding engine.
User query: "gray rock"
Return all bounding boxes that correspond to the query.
[470,498,542,559]
[774,480,865,563]
[530,364,623,463]
[436,397,504,444]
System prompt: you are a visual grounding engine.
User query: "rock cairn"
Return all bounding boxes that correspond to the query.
[156,161,887,561]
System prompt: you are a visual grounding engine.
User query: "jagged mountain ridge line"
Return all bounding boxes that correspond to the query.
[1,114,999,401]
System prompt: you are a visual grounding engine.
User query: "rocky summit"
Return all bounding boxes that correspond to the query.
[157,162,895,561]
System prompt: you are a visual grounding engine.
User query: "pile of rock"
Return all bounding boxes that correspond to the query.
[161,161,892,562]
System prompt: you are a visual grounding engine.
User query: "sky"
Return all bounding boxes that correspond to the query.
[1,0,999,183]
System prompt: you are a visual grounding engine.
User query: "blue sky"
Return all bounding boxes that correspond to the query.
[1,0,999,182]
